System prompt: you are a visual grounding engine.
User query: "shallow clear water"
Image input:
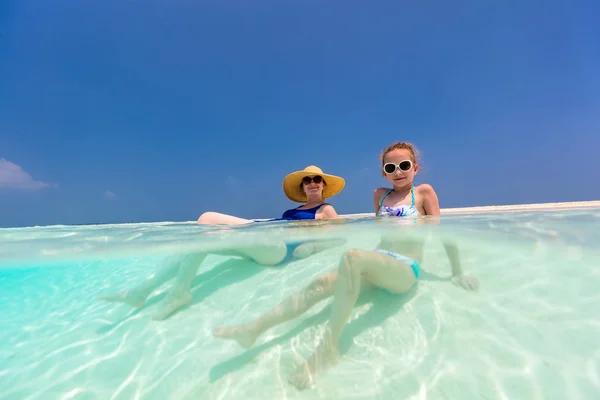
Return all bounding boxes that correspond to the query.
[1,209,600,399]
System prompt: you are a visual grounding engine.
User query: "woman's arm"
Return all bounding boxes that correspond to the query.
[319,204,339,219]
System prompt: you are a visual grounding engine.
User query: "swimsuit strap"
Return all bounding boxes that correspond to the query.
[376,189,394,217]
[376,187,416,217]
[411,186,417,221]
[297,203,327,210]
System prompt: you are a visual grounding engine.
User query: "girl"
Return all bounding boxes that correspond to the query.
[213,142,479,389]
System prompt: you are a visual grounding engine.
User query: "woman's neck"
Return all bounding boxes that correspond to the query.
[305,196,324,207]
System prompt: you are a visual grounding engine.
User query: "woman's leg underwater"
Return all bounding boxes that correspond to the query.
[151,252,210,320]
[97,253,206,308]
[152,242,289,320]
[290,238,347,260]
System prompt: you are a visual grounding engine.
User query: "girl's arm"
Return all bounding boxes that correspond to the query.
[421,185,477,288]
[373,188,387,215]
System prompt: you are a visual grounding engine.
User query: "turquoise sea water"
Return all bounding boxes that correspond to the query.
[1,209,599,399]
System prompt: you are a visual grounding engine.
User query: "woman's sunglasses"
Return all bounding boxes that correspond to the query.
[302,175,323,184]
[383,160,413,174]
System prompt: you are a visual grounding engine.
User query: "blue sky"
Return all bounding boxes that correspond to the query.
[1,0,599,228]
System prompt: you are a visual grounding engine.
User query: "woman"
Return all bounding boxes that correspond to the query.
[197,165,343,225]
[213,142,480,389]
[98,165,347,321]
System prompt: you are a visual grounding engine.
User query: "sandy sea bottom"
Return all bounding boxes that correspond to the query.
[1,208,600,399]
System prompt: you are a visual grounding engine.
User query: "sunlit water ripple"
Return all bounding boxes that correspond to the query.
[1,209,599,399]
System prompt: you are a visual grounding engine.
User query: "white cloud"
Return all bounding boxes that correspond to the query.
[104,190,117,200]
[0,158,57,190]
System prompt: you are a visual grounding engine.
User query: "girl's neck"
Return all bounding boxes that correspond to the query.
[392,183,413,193]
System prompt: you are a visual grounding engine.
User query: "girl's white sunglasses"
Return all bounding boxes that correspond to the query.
[383,160,413,174]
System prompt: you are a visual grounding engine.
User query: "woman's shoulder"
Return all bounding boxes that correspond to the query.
[317,203,338,218]
[319,202,335,209]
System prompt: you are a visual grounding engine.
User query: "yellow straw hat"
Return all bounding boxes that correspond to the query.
[282,165,345,203]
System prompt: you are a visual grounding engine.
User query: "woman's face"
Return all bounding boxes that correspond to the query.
[302,175,325,197]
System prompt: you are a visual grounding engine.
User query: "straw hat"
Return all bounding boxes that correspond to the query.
[282,165,345,203]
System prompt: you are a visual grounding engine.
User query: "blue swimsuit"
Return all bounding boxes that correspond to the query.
[256,204,328,266]
[275,240,311,266]
[279,204,328,220]
[255,203,328,222]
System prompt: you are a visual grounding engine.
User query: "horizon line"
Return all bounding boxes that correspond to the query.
[1,200,599,230]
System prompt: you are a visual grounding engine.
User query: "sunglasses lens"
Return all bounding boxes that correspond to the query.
[383,164,396,174]
[399,161,412,171]
[302,176,322,184]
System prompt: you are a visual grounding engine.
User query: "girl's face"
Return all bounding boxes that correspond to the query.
[382,149,418,187]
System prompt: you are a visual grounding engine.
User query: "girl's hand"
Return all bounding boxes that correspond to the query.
[451,274,480,291]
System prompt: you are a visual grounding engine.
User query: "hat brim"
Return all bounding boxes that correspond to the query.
[282,171,345,203]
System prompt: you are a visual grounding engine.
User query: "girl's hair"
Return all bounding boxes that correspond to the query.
[378,142,420,165]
